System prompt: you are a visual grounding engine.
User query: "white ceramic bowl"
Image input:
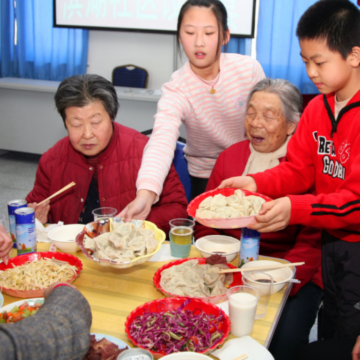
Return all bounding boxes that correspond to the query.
[195,235,240,262]
[47,224,84,252]
[161,353,212,360]
[241,260,294,294]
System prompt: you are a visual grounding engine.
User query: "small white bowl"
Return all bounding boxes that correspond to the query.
[241,260,294,294]
[195,235,240,262]
[47,224,84,252]
[161,352,212,360]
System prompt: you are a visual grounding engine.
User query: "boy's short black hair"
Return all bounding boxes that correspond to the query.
[296,0,360,59]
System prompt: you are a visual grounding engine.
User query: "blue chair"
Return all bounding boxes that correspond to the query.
[173,141,192,203]
[141,130,191,202]
[112,65,148,88]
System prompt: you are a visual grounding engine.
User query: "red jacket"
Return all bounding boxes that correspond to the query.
[252,90,360,242]
[194,140,323,296]
[26,123,188,235]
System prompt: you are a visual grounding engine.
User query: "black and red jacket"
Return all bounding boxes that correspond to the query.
[252,89,360,242]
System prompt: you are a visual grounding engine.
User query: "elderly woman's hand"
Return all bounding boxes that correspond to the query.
[248,197,291,233]
[217,176,257,191]
[27,201,50,225]
[0,225,13,265]
[118,190,157,222]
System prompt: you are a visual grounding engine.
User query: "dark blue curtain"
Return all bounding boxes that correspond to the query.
[0,0,88,80]
[256,0,360,94]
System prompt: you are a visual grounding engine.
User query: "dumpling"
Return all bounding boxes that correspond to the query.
[94,233,110,252]
[128,235,146,252]
[182,266,203,288]
[196,209,216,219]
[203,266,225,285]
[245,195,266,214]
[108,232,128,250]
[145,236,158,254]
[234,189,245,201]
[227,195,241,206]
[104,246,123,260]
[199,196,213,209]
[210,194,227,210]
[84,236,96,251]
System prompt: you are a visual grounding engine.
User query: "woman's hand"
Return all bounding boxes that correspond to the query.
[352,335,360,359]
[248,197,291,233]
[0,225,13,265]
[118,190,157,222]
[27,201,50,224]
[217,176,257,192]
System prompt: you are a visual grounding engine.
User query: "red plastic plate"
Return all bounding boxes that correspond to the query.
[125,297,230,359]
[153,258,242,304]
[187,188,272,229]
[0,252,83,298]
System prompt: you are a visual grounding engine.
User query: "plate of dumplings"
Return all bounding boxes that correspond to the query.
[76,218,166,269]
[187,188,272,229]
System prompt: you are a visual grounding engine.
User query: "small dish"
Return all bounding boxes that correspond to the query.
[195,235,240,262]
[187,188,272,229]
[241,260,294,294]
[47,224,84,252]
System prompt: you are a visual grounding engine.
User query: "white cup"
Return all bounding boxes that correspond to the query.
[92,207,117,221]
[226,285,260,337]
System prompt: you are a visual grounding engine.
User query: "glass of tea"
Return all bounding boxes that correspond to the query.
[169,218,195,258]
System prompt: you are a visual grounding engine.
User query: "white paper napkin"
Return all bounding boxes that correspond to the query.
[35,219,64,243]
[149,243,179,262]
[211,336,274,360]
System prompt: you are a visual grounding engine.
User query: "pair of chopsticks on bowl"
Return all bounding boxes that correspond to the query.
[218,262,304,274]
[37,182,76,206]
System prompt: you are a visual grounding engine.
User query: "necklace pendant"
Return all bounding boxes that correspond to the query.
[210,88,216,94]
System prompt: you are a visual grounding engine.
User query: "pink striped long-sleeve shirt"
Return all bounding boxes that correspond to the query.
[137,53,265,196]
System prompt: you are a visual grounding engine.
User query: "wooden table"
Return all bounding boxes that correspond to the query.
[3,243,292,351]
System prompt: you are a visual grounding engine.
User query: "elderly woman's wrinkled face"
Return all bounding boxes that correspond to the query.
[65,100,113,157]
[245,91,296,153]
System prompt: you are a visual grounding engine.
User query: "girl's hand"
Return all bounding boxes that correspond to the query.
[248,197,291,233]
[118,190,157,222]
[217,176,257,192]
[0,225,13,265]
[27,201,50,225]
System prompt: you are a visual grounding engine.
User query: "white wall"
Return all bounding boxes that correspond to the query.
[87,30,177,90]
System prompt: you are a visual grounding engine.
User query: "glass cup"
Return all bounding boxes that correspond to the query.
[242,272,273,320]
[169,218,195,258]
[92,207,117,221]
[0,214,5,227]
[226,285,260,337]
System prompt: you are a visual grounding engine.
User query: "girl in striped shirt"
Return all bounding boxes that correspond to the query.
[120,0,265,220]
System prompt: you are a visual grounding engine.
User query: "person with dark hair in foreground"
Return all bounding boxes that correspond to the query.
[0,283,92,360]
[26,74,188,235]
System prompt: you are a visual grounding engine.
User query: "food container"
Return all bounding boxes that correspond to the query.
[241,260,295,294]
[117,348,154,360]
[153,258,243,304]
[125,297,230,359]
[0,252,82,298]
[187,188,271,229]
[195,235,240,262]
[76,219,166,269]
[161,353,212,360]
[47,224,84,252]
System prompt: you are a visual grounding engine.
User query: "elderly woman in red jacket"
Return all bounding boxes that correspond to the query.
[194,78,322,360]
[27,74,188,235]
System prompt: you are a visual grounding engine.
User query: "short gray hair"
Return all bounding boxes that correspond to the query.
[247,78,302,125]
[54,74,119,124]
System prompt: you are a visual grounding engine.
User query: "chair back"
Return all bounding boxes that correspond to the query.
[173,141,192,203]
[112,65,148,88]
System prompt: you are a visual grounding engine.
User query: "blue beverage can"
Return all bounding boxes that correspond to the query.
[239,227,260,267]
[7,199,27,248]
[14,207,37,255]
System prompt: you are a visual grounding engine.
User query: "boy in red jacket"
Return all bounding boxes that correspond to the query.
[220,0,360,341]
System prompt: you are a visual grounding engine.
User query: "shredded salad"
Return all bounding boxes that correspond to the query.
[0,299,43,323]
[129,301,225,354]
[0,258,78,291]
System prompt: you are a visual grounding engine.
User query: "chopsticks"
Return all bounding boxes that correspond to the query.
[218,262,305,274]
[37,182,76,206]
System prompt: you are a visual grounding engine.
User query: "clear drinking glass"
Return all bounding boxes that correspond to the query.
[169,218,195,258]
[92,207,117,221]
[226,285,260,337]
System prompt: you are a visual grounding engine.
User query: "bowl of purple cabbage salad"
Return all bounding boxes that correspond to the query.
[125,297,230,358]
